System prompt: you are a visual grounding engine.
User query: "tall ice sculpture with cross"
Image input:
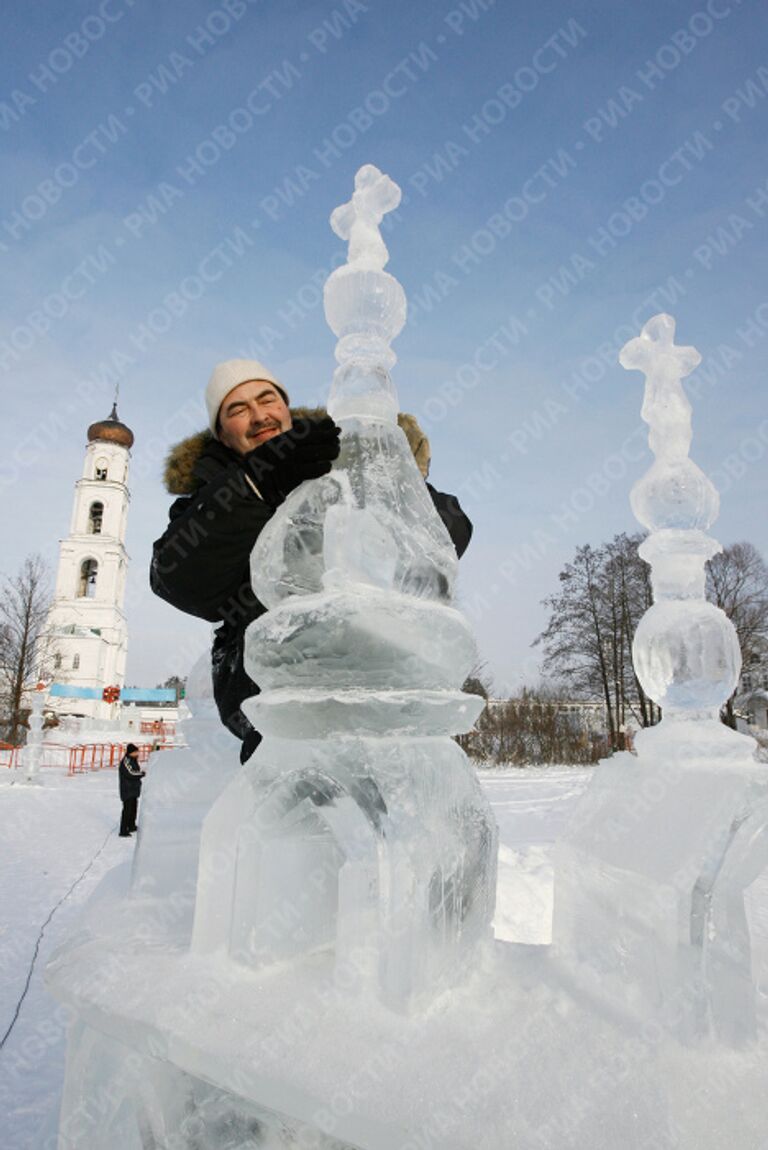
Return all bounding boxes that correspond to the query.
[47,162,497,1148]
[553,313,768,1045]
[191,163,498,1008]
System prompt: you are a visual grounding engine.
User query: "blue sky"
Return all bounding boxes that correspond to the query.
[2,0,767,693]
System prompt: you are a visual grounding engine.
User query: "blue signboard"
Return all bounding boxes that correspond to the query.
[48,684,177,702]
[121,688,177,702]
[49,683,101,699]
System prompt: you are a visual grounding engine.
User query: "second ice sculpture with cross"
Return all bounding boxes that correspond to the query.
[620,313,738,711]
[554,312,768,1046]
[190,164,498,1012]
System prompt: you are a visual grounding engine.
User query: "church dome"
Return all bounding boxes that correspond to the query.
[87,403,134,449]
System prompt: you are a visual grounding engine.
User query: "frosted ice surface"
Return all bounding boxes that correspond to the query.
[250,421,457,610]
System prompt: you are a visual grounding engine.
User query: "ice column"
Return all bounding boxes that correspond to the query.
[191,165,497,1012]
[22,685,46,784]
[325,162,404,423]
[620,313,741,717]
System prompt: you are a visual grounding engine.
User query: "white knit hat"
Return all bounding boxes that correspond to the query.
[206,359,289,435]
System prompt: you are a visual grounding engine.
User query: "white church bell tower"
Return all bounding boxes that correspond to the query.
[45,403,134,721]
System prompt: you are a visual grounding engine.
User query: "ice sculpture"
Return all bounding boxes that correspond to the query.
[191,164,497,1011]
[21,684,45,783]
[553,314,768,1044]
[44,165,496,1149]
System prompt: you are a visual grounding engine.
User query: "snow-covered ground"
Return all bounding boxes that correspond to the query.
[0,762,589,1147]
[483,766,591,946]
[0,771,121,1149]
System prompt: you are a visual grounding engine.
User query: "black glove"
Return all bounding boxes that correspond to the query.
[242,417,340,506]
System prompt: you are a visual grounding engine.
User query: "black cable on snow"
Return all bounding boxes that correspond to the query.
[0,823,116,1051]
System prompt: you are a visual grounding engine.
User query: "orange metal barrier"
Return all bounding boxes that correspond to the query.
[64,740,170,775]
[140,720,176,737]
[0,743,20,769]
[67,743,125,774]
[1,739,173,775]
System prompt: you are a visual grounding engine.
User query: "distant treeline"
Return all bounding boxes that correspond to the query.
[456,685,611,767]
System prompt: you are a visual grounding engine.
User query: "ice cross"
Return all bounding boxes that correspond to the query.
[330,164,402,270]
[619,313,702,460]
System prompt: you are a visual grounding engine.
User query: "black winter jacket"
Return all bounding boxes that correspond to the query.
[150,422,472,760]
[118,753,144,800]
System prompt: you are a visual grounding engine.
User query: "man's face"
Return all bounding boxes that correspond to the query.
[217,380,292,456]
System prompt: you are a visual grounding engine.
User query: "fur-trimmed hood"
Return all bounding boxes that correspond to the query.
[163,407,431,495]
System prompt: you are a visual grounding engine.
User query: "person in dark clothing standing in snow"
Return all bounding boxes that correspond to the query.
[118,743,145,837]
[150,359,472,763]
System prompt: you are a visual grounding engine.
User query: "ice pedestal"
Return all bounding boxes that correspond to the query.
[192,731,493,1010]
[554,315,768,1045]
[554,727,768,1044]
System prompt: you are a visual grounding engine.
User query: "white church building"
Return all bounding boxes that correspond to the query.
[44,403,134,723]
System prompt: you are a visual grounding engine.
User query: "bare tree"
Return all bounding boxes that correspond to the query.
[535,533,768,742]
[0,555,55,743]
[604,534,659,732]
[534,543,613,733]
[534,533,659,750]
[706,542,768,727]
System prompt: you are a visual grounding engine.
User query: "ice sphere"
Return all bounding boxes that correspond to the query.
[632,598,742,712]
[630,457,719,532]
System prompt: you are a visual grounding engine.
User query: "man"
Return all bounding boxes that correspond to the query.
[150,359,472,762]
[118,743,145,837]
